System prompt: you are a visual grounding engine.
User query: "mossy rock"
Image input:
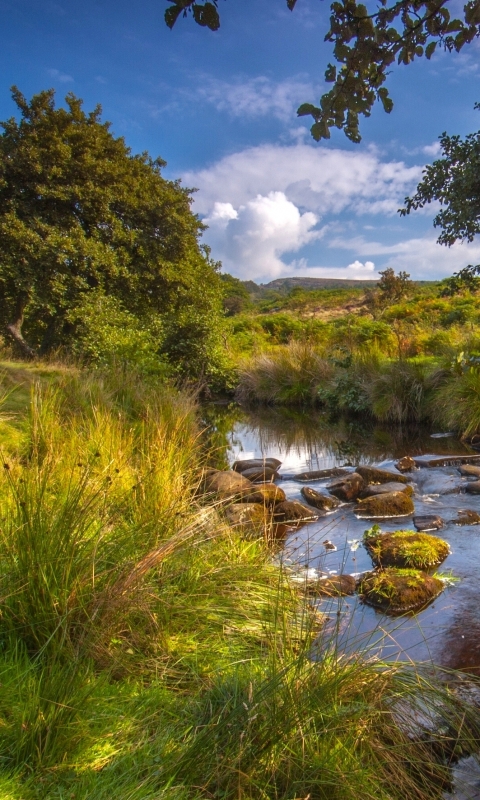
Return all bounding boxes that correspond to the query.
[273,500,318,525]
[204,469,253,500]
[364,529,450,569]
[395,456,416,473]
[314,574,356,597]
[455,509,480,526]
[353,491,414,519]
[356,465,408,485]
[358,568,445,613]
[224,503,270,532]
[300,486,340,511]
[359,482,413,499]
[243,483,286,507]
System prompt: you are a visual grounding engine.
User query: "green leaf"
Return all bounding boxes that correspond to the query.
[286,0,298,9]
[297,103,320,118]
[325,63,337,83]
[425,41,437,59]
[164,4,184,29]
[192,2,220,30]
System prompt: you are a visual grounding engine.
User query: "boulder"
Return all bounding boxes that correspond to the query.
[240,466,279,482]
[364,529,449,569]
[413,514,444,532]
[273,500,318,524]
[233,457,282,474]
[204,469,253,500]
[292,467,350,482]
[454,510,480,526]
[314,574,356,597]
[356,465,409,485]
[224,503,270,533]
[327,472,365,502]
[358,568,445,613]
[413,455,480,468]
[359,482,413,498]
[300,486,340,511]
[395,456,416,473]
[353,491,414,519]
[458,464,480,479]
[242,483,286,507]
[465,480,480,495]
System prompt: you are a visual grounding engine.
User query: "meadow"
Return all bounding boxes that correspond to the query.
[0,359,479,798]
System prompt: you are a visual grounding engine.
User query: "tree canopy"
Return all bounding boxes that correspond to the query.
[0,87,227,381]
[165,0,480,143]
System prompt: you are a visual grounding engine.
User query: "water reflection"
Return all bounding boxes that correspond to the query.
[206,403,480,675]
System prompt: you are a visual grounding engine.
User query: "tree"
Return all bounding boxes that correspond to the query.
[0,87,226,381]
[365,267,413,316]
[164,0,480,143]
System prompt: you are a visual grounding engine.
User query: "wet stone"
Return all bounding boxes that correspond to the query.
[273,500,318,525]
[204,469,253,500]
[354,491,414,519]
[395,456,416,473]
[359,482,413,498]
[224,503,270,533]
[356,465,409,485]
[243,483,286,507]
[358,568,445,614]
[413,455,480,468]
[292,467,350,482]
[454,510,480,526]
[300,486,340,511]
[465,480,480,495]
[233,457,282,473]
[327,472,365,502]
[314,574,356,597]
[240,465,279,483]
[364,529,450,569]
[458,464,480,479]
[413,514,444,532]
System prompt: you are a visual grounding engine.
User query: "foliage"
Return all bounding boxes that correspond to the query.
[220,272,253,316]
[365,268,414,317]
[164,0,480,142]
[0,87,226,383]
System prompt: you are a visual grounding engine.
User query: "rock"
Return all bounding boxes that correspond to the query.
[292,467,350,482]
[224,503,270,533]
[454,510,480,526]
[242,483,286,507]
[233,457,282,474]
[356,465,409,485]
[413,514,444,532]
[358,568,445,613]
[273,500,318,524]
[364,529,450,569]
[204,470,253,500]
[458,464,480,478]
[395,456,416,473]
[327,472,365,502]
[465,480,480,494]
[323,540,337,551]
[300,486,340,511]
[240,466,280,482]
[315,574,356,597]
[413,455,480,468]
[353,491,414,519]
[359,482,413,498]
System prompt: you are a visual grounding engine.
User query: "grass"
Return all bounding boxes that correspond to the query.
[0,361,478,798]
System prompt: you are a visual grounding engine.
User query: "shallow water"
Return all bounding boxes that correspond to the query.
[207,403,480,674]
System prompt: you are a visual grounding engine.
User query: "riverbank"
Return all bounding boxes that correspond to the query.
[0,361,479,799]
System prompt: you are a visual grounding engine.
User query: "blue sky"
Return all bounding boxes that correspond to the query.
[2,0,480,282]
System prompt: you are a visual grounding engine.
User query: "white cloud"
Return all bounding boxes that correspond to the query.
[47,68,73,83]
[204,191,319,279]
[348,259,375,272]
[184,143,422,218]
[198,76,317,122]
[422,142,442,157]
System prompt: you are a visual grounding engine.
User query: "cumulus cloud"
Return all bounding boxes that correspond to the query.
[184,143,422,217]
[348,259,375,272]
[198,76,317,123]
[204,191,319,279]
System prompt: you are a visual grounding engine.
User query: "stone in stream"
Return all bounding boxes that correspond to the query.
[239,465,280,482]
[314,574,356,597]
[327,472,365,502]
[465,480,480,495]
[359,482,413,498]
[358,568,445,614]
[413,454,480,468]
[355,465,409,485]
[233,457,282,474]
[242,483,286,507]
[364,529,450,569]
[300,486,340,511]
[204,469,253,500]
[224,503,270,532]
[273,500,318,525]
[458,464,480,479]
[395,456,416,473]
[353,491,414,519]
[413,514,444,532]
[454,510,480,526]
[291,467,350,482]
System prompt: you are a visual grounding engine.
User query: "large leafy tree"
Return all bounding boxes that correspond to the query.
[165,0,480,143]
[0,87,225,378]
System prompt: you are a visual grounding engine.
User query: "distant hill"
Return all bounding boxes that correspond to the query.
[261,277,379,291]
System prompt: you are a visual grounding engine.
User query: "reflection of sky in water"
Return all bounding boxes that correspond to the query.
[225,410,480,675]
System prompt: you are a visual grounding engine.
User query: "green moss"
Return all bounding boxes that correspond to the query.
[364,529,450,569]
[358,568,445,613]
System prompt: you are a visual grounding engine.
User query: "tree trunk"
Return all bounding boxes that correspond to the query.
[5,295,36,360]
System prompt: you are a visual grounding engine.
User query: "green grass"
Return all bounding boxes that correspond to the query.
[0,362,478,798]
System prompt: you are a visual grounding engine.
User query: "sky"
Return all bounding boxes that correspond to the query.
[2,0,480,283]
